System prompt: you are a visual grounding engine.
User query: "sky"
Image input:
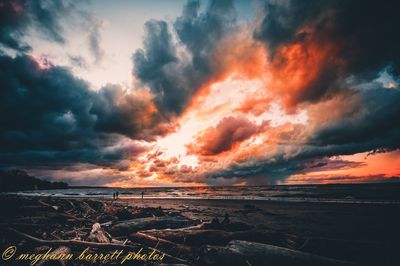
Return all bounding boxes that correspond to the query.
[0,0,399,187]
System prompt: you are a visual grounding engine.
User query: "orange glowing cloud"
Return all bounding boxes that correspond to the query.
[184,27,269,115]
[267,34,341,110]
[286,150,400,184]
[236,96,272,116]
[120,18,395,187]
[212,27,268,80]
[187,116,259,156]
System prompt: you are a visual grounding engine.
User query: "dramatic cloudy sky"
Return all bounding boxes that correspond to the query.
[1,0,399,186]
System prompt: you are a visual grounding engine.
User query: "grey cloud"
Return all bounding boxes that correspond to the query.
[87,19,105,63]
[68,55,88,69]
[0,54,164,171]
[133,0,236,115]
[0,0,76,52]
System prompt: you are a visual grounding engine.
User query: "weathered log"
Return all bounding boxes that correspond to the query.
[58,212,95,223]
[143,229,230,246]
[36,246,71,266]
[199,240,361,266]
[110,216,196,235]
[38,199,60,211]
[200,218,254,231]
[142,229,299,248]
[100,221,114,227]
[7,227,141,249]
[81,201,96,215]
[88,223,110,243]
[129,232,192,255]
[198,244,249,265]
[7,228,189,264]
[64,199,75,212]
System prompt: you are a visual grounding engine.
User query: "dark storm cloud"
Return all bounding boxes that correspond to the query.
[173,0,236,74]
[133,0,236,114]
[133,20,179,113]
[0,0,80,52]
[0,54,165,169]
[255,0,400,103]
[208,151,365,183]
[0,0,30,51]
[27,165,134,186]
[209,155,300,182]
[28,0,73,44]
[92,84,171,141]
[310,88,400,153]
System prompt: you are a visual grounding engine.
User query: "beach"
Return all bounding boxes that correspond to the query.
[124,198,400,265]
[1,193,399,266]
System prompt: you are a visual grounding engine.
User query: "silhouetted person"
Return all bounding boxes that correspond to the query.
[116,191,119,199]
[222,213,230,225]
[141,191,144,199]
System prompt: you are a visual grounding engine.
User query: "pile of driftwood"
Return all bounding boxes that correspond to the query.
[0,196,361,265]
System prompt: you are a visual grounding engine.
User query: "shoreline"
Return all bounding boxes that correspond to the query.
[4,193,400,205]
[4,182,400,206]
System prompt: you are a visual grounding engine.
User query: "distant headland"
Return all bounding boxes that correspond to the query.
[0,169,68,192]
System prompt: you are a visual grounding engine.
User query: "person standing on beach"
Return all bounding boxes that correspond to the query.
[141,191,144,199]
[116,191,119,199]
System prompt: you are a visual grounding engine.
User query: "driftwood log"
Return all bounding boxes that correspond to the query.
[199,240,361,266]
[38,199,60,211]
[110,216,197,235]
[129,232,192,256]
[88,223,110,243]
[7,228,189,264]
[142,228,299,248]
[7,227,141,250]
[36,246,71,266]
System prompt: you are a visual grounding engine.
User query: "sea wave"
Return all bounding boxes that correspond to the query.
[4,183,400,204]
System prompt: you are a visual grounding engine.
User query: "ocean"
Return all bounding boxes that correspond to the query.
[7,182,400,204]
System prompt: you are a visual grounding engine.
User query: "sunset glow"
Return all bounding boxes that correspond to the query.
[1,0,399,186]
